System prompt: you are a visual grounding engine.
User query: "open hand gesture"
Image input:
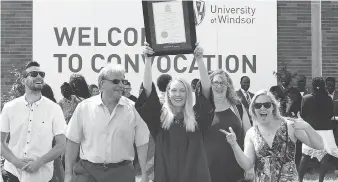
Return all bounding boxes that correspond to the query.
[219,127,237,146]
[289,112,310,130]
[142,42,154,58]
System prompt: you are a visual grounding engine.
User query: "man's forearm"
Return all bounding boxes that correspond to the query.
[136,143,148,176]
[39,143,65,165]
[1,143,19,166]
[65,139,80,176]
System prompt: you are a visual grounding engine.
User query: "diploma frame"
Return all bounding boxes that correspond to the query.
[142,0,197,56]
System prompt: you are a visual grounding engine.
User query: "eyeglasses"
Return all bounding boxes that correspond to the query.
[104,79,128,85]
[25,71,45,78]
[253,102,272,109]
[211,81,227,86]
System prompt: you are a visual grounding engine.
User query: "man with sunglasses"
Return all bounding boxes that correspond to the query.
[65,64,149,182]
[1,61,67,182]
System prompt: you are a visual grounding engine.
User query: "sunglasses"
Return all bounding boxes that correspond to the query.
[253,102,272,109]
[104,79,128,85]
[25,71,45,78]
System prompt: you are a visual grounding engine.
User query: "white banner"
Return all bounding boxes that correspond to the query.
[33,0,277,101]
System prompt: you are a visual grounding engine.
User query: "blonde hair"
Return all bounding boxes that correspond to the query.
[209,69,240,105]
[161,78,197,132]
[249,89,283,123]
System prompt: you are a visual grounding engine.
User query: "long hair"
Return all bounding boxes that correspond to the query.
[42,84,57,103]
[285,87,302,116]
[269,86,285,101]
[161,78,197,132]
[69,74,91,99]
[249,90,283,123]
[209,69,240,105]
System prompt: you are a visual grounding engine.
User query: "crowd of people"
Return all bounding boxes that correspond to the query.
[0,43,338,182]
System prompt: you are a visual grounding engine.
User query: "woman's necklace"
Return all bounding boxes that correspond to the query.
[259,124,279,137]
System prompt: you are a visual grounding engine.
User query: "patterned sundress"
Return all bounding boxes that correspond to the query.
[253,120,298,182]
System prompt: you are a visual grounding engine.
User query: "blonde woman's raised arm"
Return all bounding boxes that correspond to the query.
[194,43,211,99]
[142,42,154,98]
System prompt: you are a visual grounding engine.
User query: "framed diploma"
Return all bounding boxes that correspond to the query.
[142,0,197,56]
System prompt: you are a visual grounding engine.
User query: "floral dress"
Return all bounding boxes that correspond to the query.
[253,120,298,182]
[58,95,83,124]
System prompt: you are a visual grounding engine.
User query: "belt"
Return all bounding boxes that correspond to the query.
[82,160,131,170]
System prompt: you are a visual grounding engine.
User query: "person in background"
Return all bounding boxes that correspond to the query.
[69,74,91,99]
[88,84,100,96]
[298,77,338,182]
[285,87,302,118]
[58,82,83,124]
[42,84,57,103]
[156,74,172,103]
[297,75,309,97]
[191,78,200,93]
[236,76,254,125]
[221,89,323,182]
[1,61,66,182]
[279,73,292,94]
[326,77,338,152]
[41,84,65,182]
[65,64,149,182]
[284,87,303,170]
[123,81,137,102]
[270,86,287,117]
[191,78,200,105]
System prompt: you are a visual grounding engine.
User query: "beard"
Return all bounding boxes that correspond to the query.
[28,82,44,92]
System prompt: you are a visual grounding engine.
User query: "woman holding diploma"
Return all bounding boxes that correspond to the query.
[220,90,323,182]
[135,43,214,182]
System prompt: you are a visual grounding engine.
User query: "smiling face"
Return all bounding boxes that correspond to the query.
[240,77,250,91]
[168,80,187,108]
[211,74,227,100]
[100,72,125,100]
[23,66,45,92]
[91,87,100,96]
[326,80,335,94]
[253,95,274,124]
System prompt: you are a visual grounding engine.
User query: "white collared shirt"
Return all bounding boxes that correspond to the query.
[66,95,149,163]
[0,95,66,182]
[329,92,334,100]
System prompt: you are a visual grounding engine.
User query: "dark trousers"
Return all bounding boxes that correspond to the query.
[5,171,53,182]
[5,172,19,182]
[73,159,135,182]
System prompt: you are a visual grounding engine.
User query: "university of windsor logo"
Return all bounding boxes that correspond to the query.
[194,0,206,26]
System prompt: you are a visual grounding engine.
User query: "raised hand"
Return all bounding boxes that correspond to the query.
[193,42,204,60]
[219,127,237,146]
[142,42,155,58]
[289,112,310,130]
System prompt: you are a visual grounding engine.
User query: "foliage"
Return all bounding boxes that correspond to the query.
[1,63,27,108]
[273,63,298,84]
